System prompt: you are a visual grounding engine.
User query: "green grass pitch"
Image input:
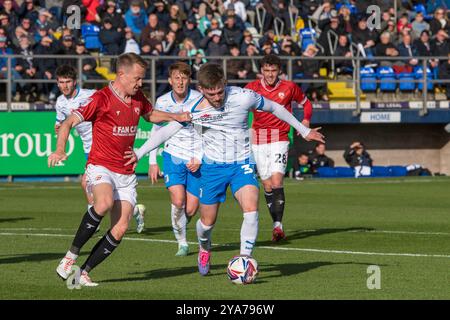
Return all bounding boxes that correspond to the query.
[0,177,449,299]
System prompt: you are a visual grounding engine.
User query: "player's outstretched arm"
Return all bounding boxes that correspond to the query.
[260,98,325,143]
[144,110,192,124]
[148,124,163,184]
[124,121,184,166]
[48,114,81,167]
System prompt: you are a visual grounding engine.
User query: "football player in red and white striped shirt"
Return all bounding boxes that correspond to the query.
[245,54,313,242]
[49,53,191,286]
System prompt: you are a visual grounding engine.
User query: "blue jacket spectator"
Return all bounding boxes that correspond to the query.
[124,1,148,38]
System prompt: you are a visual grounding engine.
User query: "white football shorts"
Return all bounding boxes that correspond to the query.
[85,164,138,207]
[252,141,290,181]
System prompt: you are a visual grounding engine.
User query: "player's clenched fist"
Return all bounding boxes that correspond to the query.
[186,157,201,173]
[174,111,192,123]
[48,151,68,167]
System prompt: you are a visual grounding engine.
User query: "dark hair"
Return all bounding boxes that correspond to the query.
[260,54,281,69]
[197,63,225,89]
[55,64,77,80]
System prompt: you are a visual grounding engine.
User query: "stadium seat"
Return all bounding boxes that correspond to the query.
[299,28,316,52]
[377,66,397,92]
[371,166,391,177]
[389,166,408,177]
[81,24,103,51]
[413,4,433,21]
[335,166,355,178]
[360,67,377,92]
[414,66,434,91]
[317,167,337,178]
[398,72,416,91]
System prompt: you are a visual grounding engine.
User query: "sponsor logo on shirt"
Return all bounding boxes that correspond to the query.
[195,113,225,122]
[278,92,286,99]
[112,125,138,136]
[134,107,140,115]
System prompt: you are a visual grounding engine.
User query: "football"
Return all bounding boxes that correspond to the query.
[227,255,258,284]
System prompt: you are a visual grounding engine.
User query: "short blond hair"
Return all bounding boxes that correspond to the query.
[116,52,148,72]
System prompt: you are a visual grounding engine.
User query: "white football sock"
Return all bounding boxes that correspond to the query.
[196,219,214,251]
[240,211,259,256]
[171,204,187,246]
[273,221,283,229]
[66,250,78,261]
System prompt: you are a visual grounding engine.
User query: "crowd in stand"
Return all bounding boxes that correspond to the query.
[0,0,450,102]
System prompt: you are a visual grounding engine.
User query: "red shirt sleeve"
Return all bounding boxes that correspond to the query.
[73,91,105,122]
[292,83,312,122]
[140,92,153,116]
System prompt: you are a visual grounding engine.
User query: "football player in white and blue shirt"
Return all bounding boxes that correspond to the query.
[128,64,325,276]
[55,65,146,234]
[148,62,203,256]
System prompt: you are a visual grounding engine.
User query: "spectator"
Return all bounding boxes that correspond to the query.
[141,13,167,48]
[343,142,373,177]
[375,32,399,67]
[223,0,247,22]
[168,21,184,45]
[123,27,140,54]
[18,0,38,22]
[200,29,228,59]
[397,13,411,33]
[99,17,124,55]
[183,16,202,48]
[352,16,377,58]
[309,142,334,173]
[222,13,242,47]
[57,34,77,67]
[397,33,419,72]
[198,0,225,18]
[124,0,148,41]
[430,7,449,35]
[414,30,437,68]
[1,0,19,30]
[317,11,343,56]
[334,34,353,75]
[431,29,450,90]
[36,8,58,32]
[293,153,313,180]
[95,0,126,32]
[74,39,102,81]
[0,34,22,101]
[168,4,186,26]
[14,35,38,102]
[226,43,252,81]
[411,12,430,39]
[384,19,399,45]
[162,30,179,56]
[240,29,257,54]
[298,44,328,102]
[244,42,259,76]
[34,34,58,102]
[311,0,334,25]
[153,0,170,26]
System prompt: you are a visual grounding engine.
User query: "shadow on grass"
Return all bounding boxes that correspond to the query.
[213,227,375,253]
[0,252,85,264]
[127,226,172,236]
[255,261,386,283]
[102,260,386,284]
[101,263,228,283]
[0,217,34,224]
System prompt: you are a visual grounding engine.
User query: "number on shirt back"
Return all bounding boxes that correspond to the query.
[241,164,254,174]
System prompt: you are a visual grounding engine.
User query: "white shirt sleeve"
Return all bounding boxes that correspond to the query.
[148,123,162,165]
[55,101,65,124]
[135,121,184,160]
[258,97,312,138]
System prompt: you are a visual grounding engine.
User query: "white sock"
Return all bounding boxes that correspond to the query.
[87,204,93,211]
[240,211,259,256]
[196,220,214,251]
[133,205,139,217]
[172,204,187,246]
[273,221,282,229]
[66,250,78,261]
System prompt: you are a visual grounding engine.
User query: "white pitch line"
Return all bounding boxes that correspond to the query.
[1,232,450,259]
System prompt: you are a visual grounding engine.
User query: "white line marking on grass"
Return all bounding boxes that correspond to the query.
[1,232,450,259]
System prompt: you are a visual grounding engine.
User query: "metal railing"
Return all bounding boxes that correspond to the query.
[1,54,449,116]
